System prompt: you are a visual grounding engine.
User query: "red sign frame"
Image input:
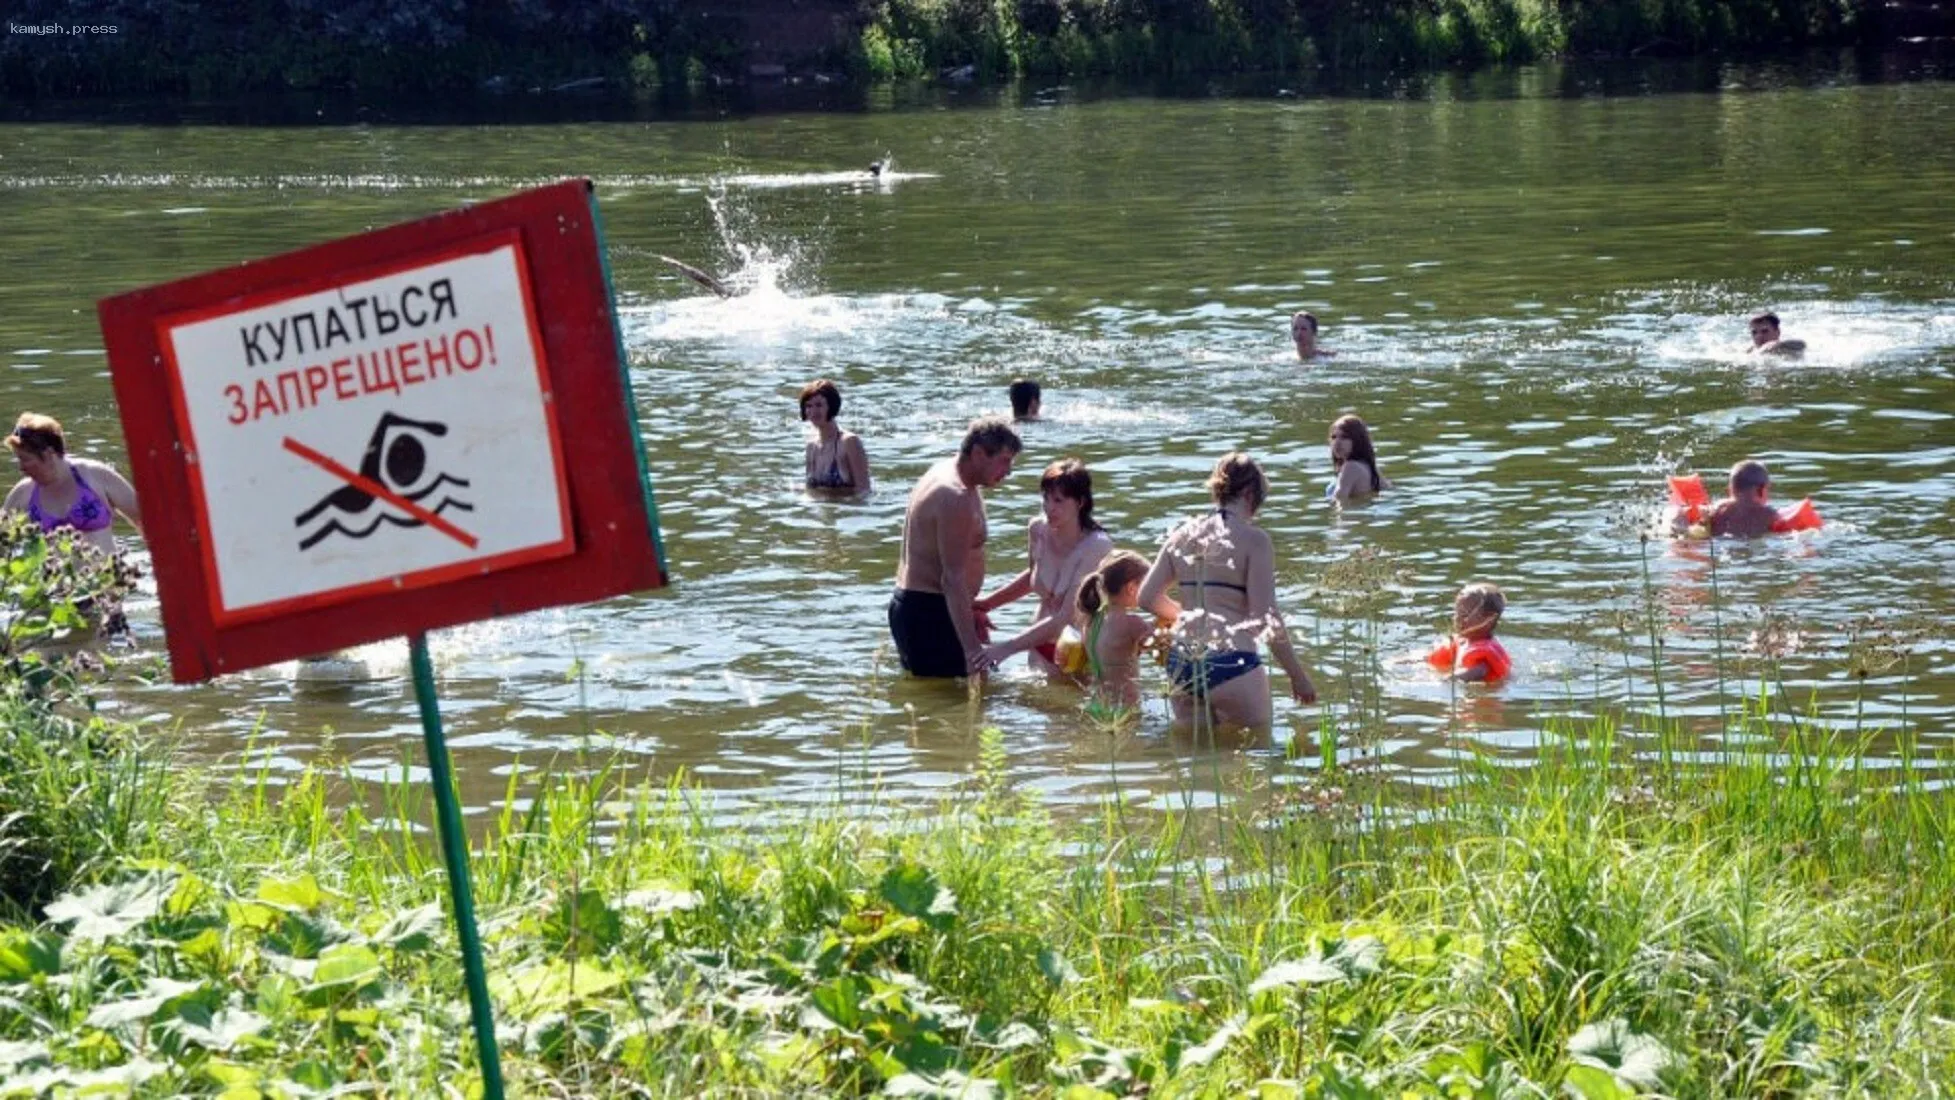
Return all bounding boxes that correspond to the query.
[100,179,666,683]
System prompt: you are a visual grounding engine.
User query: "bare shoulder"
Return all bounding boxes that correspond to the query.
[71,456,126,478]
[3,477,29,509]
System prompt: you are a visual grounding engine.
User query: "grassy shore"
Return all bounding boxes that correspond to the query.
[2,545,1951,1095]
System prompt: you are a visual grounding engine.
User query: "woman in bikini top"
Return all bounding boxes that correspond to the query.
[974,458,1113,674]
[1136,452,1317,731]
[799,379,871,495]
[4,412,143,556]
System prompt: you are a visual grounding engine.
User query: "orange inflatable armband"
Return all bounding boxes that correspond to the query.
[1427,637,1458,671]
[1668,474,1709,525]
[1770,497,1823,533]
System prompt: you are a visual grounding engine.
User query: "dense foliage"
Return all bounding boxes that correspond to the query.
[0,0,1883,96]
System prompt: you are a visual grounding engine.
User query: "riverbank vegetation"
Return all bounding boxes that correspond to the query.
[1,0,1895,98]
[2,531,1951,1095]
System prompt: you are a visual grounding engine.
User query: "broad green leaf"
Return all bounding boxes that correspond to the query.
[809,974,866,1031]
[309,944,382,992]
[1179,1014,1243,1069]
[255,974,300,1019]
[84,977,204,1029]
[1248,958,1345,993]
[879,863,957,928]
[256,875,328,911]
[1037,947,1075,989]
[622,885,702,916]
[886,1070,1000,1098]
[374,903,443,953]
[1561,1064,1635,1100]
[1567,1019,1673,1088]
[0,1039,50,1072]
[162,1004,268,1053]
[545,889,622,954]
[44,873,175,941]
[264,910,335,960]
[489,961,625,1016]
[0,930,62,981]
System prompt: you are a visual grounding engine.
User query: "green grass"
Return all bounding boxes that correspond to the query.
[2,528,1953,1095]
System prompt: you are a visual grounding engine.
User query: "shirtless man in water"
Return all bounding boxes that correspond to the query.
[1748,311,1805,356]
[888,417,1022,678]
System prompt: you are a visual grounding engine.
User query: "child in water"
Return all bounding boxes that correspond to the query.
[1428,582,1511,684]
[1708,460,1779,538]
[1070,551,1156,708]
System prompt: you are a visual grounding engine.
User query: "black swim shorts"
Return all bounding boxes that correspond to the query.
[887,589,968,678]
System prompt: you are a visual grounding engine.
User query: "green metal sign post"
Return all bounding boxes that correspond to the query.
[409,632,505,1100]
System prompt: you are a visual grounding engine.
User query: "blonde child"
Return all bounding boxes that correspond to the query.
[1069,551,1155,708]
[1427,582,1511,684]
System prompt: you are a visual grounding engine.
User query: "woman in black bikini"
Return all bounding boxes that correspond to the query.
[799,379,870,496]
[1137,452,1317,731]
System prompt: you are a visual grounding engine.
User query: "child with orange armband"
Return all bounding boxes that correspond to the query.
[1668,459,1821,539]
[1428,582,1512,684]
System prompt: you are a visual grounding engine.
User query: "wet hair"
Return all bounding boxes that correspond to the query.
[797,379,842,421]
[1078,550,1148,619]
[1731,459,1771,494]
[1455,582,1506,633]
[1329,414,1383,492]
[1009,379,1042,418]
[1749,311,1780,330]
[7,412,65,456]
[1291,311,1319,336]
[960,416,1023,459]
[1206,452,1268,513]
[1040,458,1104,533]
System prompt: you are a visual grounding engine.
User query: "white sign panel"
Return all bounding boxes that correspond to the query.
[160,236,574,623]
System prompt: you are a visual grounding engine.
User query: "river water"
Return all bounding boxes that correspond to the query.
[2,54,1951,819]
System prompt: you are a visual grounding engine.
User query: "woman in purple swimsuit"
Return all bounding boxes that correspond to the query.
[4,412,143,556]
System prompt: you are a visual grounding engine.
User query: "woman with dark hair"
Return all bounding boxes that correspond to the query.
[975,457,1114,676]
[1328,413,1391,502]
[799,379,870,495]
[1137,452,1317,730]
[4,412,143,555]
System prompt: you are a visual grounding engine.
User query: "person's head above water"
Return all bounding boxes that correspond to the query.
[798,378,844,423]
[1039,457,1102,532]
[1207,451,1269,515]
[1328,414,1379,469]
[1009,379,1042,420]
[1291,311,1321,358]
[1077,550,1149,618]
[957,416,1022,487]
[7,412,66,458]
[1729,459,1771,502]
[1748,312,1782,347]
[1453,582,1506,639]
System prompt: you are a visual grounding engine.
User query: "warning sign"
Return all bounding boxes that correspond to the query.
[100,180,666,682]
[158,236,573,623]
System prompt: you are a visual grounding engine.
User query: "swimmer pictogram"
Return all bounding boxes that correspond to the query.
[288,412,476,551]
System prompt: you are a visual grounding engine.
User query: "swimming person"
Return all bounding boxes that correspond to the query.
[1327,414,1392,502]
[1009,379,1042,421]
[888,417,1022,678]
[1707,459,1781,538]
[1748,311,1806,356]
[974,458,1114,676]
[1137,452,1318,730]
[1292,311,1335,361]
[4,412,142,555]
[799,379,871,495]
[1427,582,1512,684]
[657,255,732,299]
[1073,550,1154,709]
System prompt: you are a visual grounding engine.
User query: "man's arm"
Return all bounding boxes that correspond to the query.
[931,490,988,673]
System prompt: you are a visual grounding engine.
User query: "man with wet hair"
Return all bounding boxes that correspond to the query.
[1710,459,1779,538]
[1009,379,1042,421]
[888,417,1022,678]
[1291,311,1335,361]
[1748,311,1805,356]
